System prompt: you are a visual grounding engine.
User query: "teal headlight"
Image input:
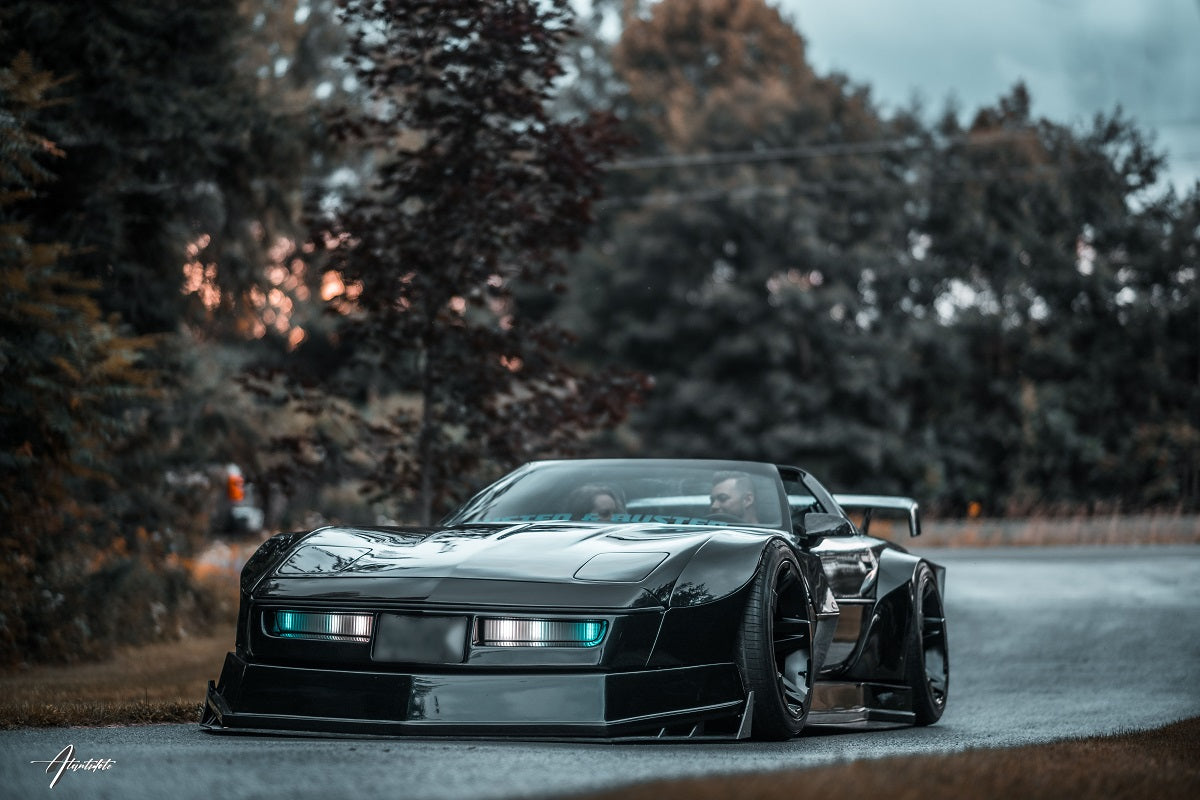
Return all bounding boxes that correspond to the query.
[267,610,374,643]
[475,617,607,648]
[574,552,669,582]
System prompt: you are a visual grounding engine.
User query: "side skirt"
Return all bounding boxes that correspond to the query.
[807,681,915,729]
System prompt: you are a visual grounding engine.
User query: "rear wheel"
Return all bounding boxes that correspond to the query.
[735,541,815,740]
[906,562,949,725]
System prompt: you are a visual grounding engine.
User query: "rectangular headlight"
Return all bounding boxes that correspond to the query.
[475,617,606,648]
[267,610,374,643]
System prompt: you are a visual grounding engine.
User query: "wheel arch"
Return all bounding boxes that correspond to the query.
[735,538,820,739]
[668,533,793,609]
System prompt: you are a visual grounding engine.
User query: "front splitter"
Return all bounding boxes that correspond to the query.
[201,652,750,741]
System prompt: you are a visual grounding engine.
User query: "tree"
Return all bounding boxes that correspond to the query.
[0,1,346,542]
[0,1,310,335]
[0,54,209,665]
[558,1,1199,514]
[914,86,1200,511]
[560,0,925,489]
[0,1,326,664]
[315,0,643,523]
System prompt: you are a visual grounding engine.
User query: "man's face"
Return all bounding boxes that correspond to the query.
[710,478,752,519]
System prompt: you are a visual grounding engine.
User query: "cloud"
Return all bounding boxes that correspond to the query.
[784,0,1200,188]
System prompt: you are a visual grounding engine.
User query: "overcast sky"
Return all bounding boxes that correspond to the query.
[782,0,1200,192]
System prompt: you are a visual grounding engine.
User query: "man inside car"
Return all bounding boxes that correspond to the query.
[710,471,760,524]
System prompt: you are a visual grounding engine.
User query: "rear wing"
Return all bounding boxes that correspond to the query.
[834,494,922,538]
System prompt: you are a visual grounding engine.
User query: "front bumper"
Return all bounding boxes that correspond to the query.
[201,652,750,740]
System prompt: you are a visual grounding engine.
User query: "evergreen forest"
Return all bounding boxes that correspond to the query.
[1,0,1196,664]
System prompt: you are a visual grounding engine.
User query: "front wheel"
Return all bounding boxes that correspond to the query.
[735,541,815,740]
[906,562,949,725]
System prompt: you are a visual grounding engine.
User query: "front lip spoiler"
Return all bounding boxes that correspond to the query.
[202,688,748,742]
[200,653,751,742]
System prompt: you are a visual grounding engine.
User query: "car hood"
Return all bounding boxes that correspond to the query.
[266,522,737,582]
[250,522,776,609]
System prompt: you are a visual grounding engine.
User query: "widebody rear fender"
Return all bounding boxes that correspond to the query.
[836,548,944,684]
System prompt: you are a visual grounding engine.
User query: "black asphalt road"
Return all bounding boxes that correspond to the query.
[3,545,1198,800]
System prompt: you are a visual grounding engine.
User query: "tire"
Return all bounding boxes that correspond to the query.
[906,561,949,725]
[735,540,815,740]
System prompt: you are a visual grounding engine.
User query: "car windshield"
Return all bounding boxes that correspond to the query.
[444,459,788,530]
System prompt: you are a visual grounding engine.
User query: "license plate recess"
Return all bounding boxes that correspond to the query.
[371,613,469,664]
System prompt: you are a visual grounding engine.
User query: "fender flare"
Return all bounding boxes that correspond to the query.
[876,548,945,602]
[669,533,782,608]
[240,529,313,595]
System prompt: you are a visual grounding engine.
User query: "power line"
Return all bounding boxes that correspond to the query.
[597,159,1173,210]
[605,137,926,171]
[605,127,1200,172]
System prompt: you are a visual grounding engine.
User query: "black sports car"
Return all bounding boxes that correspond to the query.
[202,459,948,740]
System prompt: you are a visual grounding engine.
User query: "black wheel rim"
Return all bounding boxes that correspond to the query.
[771,563,812,717]
[921,579,948,708]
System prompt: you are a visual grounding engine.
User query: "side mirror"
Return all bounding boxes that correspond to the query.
[800,512,853,541]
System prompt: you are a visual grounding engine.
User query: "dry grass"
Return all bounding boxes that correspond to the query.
[573,717,1200,800]
[927,512,1200,547]
[860,512,1200,547]
[0,630,232,729]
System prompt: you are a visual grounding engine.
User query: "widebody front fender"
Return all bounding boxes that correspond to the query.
[654,533,836,672]
[667,532,773,608]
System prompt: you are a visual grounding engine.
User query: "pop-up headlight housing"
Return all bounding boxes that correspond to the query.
[573,551,669,582]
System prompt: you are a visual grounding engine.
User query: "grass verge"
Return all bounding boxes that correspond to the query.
[0,631,231,729]
[573,716,1200,800]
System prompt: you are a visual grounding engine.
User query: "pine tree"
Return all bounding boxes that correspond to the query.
[0,54,173,664]
[0,1,308,334]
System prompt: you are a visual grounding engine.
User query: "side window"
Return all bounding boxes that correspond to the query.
[778,468,857,535]
[802,475,842,517]
[781,474,823,524]
[800,473,859,535]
